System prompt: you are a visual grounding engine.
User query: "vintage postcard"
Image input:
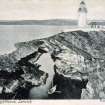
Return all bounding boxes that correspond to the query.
[0,0,105,105]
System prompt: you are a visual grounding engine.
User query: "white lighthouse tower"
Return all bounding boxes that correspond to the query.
[78,0,88,27]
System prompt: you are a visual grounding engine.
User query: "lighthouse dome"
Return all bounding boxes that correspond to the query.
[80,1,85,5]
[78,0,87,13]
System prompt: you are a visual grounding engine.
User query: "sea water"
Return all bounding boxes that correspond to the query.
[0,25,73,55]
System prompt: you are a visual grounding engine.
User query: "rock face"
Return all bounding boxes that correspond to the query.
[48,70,88,99]
[0,30,105,99]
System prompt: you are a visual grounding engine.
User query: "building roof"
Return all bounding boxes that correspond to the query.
[89,22,105,26]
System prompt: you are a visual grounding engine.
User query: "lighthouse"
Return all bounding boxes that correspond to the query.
[78,0,88,27]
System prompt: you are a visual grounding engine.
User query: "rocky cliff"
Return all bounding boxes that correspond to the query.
[14,30,105,99]
[15,30,105,59]
[0,30,105,99]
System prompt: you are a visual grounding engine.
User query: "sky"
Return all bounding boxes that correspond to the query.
[0,0,105,20]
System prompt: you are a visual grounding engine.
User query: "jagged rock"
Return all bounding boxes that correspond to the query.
[0,30,105,99]
[99,91,105,99]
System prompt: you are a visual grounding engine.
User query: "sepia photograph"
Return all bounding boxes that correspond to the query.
[0,0,105,102]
